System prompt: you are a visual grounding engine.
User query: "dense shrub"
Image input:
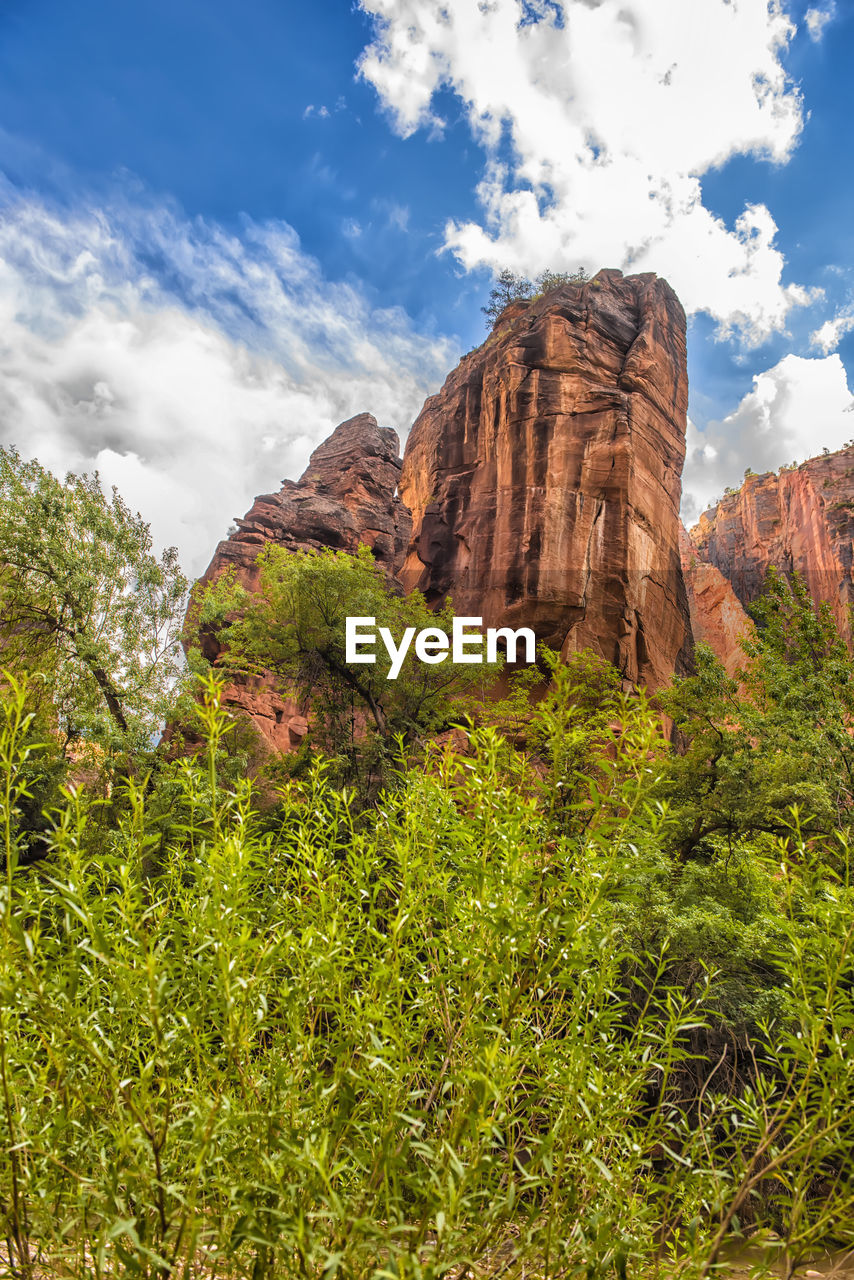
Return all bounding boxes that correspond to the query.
[1,672,854,1277]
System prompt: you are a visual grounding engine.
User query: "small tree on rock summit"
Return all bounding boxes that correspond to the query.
[482,266,591,327]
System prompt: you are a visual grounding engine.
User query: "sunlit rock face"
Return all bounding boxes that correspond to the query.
[191,412,410,752]
[205,411,410,594]
[398,269,694,688]
[189,274,708,751]
[689,446,854,641]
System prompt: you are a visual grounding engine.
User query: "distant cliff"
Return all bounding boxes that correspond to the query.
[689,447,854,639]
[399,268,694,689]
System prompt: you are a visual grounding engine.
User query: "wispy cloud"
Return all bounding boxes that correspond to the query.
[805,3,836,42]
[359,0,813,345]
[0,187,456,574]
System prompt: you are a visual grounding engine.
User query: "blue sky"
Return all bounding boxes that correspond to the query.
[0,0,851,570]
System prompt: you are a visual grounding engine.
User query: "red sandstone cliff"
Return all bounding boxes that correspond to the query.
[689,447,854,638]
[205,411,410,593]
[192,412,410,751]
[398,269,693,688]
[189,273,701,749]
[678,525,752,676]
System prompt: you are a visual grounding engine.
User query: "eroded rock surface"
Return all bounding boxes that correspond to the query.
[192,413,410,751]
[679,525,752,676]
[207,412,410,593]
[399,269,694,688]
[689,448,854,639]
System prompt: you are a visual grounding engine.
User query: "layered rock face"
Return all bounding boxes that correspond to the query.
[689,447,854,638]
[399,269,693,688]
[679,526,752,676]
[206,412,410,593]
[191,274,703,750]
[193,413,410,751]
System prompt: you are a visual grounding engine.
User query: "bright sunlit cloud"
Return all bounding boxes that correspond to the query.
[359,0,814,345]
[682,353,854,522]
[811,310,854,354]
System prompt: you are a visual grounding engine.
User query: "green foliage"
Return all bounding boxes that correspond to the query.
[193,545,501,787]
[481,268,533,322]
[533,266,590,295]
[659,572,854,863]
[462,647,624,801]
[527,647,626,828]
[0,447,188,753]
[5,517,854,1272]
[0,687,67,866]
[481,266,589,326]
[743,570,854,768]
[2,673,854,1274]
[457,645,547,742]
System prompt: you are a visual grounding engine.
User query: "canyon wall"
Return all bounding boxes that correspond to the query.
[190,270,706,750]
[689,447,854,638]
[678,525,752,676]
[399,269,694,688]
[188,290,854,751]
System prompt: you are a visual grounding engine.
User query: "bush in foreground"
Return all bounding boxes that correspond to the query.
[1,675,854,1278]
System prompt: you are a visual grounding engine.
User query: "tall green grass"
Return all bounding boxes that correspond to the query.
[1,675,854,1278]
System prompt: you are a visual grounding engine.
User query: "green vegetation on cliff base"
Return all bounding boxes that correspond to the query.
[191,543,501,797]
[3,636,854,1276]
[3,457,854,1276]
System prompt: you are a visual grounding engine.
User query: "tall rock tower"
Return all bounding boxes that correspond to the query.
[188,270,698,750]
[399,269,694,688]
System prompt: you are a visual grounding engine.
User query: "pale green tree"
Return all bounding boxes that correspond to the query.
[0,446,188,751]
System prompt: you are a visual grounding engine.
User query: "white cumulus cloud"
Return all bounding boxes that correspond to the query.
[0,191,455,575]
[682,353,854,522]
[359,0,813,344]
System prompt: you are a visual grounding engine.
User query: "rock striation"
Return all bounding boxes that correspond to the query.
[192,413,410,751]
[689,447,854,639]
[398,269,694,688]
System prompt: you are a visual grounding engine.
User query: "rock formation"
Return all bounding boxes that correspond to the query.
[190,271,705,750]
[187,281,854,749]
[689,448,854,639]
[206,411,410,593]
[399,269,694,688]
[192,412,410,751]
[679,525,752,676]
